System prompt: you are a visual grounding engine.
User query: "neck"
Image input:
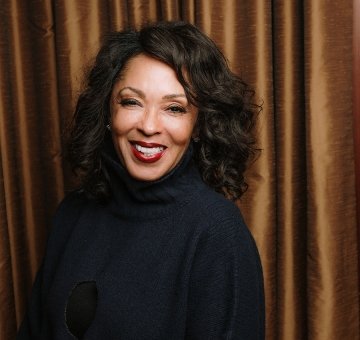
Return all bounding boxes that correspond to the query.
[101,142,202,219]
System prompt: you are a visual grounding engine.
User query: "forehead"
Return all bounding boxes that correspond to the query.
[113,54,186,94]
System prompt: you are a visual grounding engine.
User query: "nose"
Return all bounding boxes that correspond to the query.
[138,108,161,136]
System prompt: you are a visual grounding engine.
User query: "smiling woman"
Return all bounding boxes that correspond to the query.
[110,54,198,181]
[17,21,264,339]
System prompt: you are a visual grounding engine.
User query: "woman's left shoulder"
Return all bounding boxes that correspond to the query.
[188,185,253,239]
[193,185,244,220]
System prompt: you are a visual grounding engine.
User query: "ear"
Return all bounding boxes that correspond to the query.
[192,126,200,142]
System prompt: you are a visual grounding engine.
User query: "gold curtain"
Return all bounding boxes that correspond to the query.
[0,1,358,339]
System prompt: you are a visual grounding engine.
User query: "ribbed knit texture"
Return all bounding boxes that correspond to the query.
[17,145,265,339]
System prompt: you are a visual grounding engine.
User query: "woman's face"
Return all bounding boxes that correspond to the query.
[110,54,198,181]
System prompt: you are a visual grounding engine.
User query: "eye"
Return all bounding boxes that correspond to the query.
[118,98,142,107]
[166,105,187,115]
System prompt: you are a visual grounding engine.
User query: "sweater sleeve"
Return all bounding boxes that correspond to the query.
[17,191,86,339]
[186,207,265,340]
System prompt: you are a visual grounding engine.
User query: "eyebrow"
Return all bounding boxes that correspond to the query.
[119,86,145,98]
[118,86,186,100]
[163,93,187,100]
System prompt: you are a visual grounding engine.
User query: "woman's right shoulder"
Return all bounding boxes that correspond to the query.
[50,190,91,238]
[54,190,87,221]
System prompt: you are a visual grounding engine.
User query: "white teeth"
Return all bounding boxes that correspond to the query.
[134,144,164,156]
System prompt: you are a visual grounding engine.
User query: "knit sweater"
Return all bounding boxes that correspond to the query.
[17,145,265,339]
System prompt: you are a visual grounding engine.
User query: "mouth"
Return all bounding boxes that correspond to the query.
[130,141,167,163]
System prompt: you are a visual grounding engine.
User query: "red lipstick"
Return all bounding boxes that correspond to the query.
[134,141,164,148]
[130,141,166,163]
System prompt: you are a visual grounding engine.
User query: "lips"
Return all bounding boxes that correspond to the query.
[130,141,167,163]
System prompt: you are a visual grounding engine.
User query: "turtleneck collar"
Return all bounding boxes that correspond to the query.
[101,140,202,219]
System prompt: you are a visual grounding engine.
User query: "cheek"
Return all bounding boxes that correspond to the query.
[111,110,133,136]
[168,121,196,146]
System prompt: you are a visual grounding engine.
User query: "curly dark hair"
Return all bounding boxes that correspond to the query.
[67,21,260,201]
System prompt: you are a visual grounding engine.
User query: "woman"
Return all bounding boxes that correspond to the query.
[18,21,264,339]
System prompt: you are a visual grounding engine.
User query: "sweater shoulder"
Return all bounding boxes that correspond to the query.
[190,184,246,228]
[186,183,260,252]
[52,190,88,227]
[188,184,263,278]
[47,190,91,249]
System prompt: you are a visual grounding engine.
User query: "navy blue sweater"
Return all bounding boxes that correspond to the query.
[18,146,265,339]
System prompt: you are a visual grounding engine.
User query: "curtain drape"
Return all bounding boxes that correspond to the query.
[354,0,360,293]
[0,1,358,339]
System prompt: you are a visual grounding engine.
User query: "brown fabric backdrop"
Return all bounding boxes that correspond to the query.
[355,0,360,293]
[0,1,358,339]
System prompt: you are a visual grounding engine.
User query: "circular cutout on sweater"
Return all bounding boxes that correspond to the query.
[65,281,98,339]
